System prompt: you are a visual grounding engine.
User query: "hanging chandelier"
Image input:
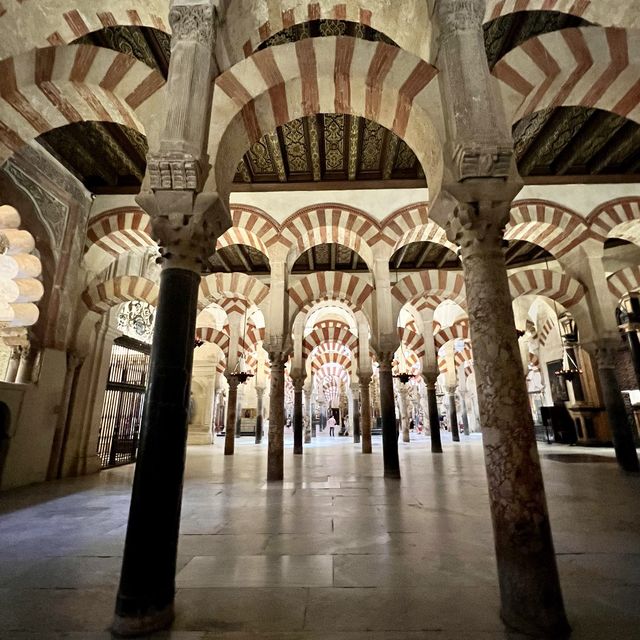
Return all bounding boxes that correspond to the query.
[554,313,582,382]
[229,308,254,384]
[393,345,412,384]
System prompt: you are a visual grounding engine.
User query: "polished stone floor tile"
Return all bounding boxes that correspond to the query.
[176,555,333,588]
[0,435,638,639]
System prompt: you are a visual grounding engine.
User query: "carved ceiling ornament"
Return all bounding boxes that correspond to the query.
[117,300,156,344]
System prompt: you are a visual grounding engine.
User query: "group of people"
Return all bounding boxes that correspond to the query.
[325,414,349,437]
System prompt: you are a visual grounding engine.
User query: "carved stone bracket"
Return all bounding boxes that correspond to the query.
[147,152,205,192]
[452,144,513,182]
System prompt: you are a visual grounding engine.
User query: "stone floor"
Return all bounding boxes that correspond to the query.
[0,431,638,640]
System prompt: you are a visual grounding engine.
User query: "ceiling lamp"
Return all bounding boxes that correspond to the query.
[229,309,254,385]
[555,312,582,382]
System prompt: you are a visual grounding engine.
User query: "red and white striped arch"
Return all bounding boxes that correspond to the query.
[433,320,470,350]
[282,205,378,268]
[589,197,640,246]
[505,200,588,258]
[196,327,231,355]
[484,1,640,29]
[0,44,165,165]
[217,205,280,258]
[303,320,358,357]
[289,272,374,320]
[494,28,640,128]
[84,207,154,271]
[438,345,473,376]
[218,0,430,69]
[607,266,640,301]
[391,271,467,318]
[199,273,270,310]
[314,362,351,385]
[309,348,353,373]
[538,317,557,346]
[0,1,169,59]
[80,275,158,315]
[508,269,586,308]
[378,204,456,259]
[209,36,443,202]
[398,326,426,360]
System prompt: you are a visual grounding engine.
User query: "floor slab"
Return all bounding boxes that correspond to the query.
[0,433,638,639]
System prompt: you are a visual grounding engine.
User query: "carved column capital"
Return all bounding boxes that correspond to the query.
[376,351,395,370]
[169,1,217,49]
[136,190,230,271]
[444,200,511,260]
[292,377,305,393]
[435,0,484,40]
[268,352,288,370]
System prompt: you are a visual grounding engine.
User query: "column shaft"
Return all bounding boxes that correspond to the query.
[426,383,443,453]
[255,388,264,444]
[625,330,640,389]
[293,386,303,455]
[459,220,568,635]
[360,381,372,454]
[593,341,639,472]
[114,266,200,633]
[267,360,285,481]
[378,361,400,477]
[447,389,460,442]
[352,390,361,444]
[224,378,239,455]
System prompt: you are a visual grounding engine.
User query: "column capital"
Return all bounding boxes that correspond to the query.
[292,377,305,393]
[434,0,484,40]
[446,384,457,395]
[423,369,439,388]
[268,352,288,369]
[376,351,395,369]
[136,191,230,271]
[224,372,241,388]
[169,0,218,49]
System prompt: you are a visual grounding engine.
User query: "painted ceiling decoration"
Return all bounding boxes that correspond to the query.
[27,12,640,194]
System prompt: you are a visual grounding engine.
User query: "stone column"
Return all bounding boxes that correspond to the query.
[623,329,640,388]
[304,387,312,444]
[589,339,639,472]
[113,1,229,635]
[292,377,304,455]
[15,344,38,384]
[446,385,460,442]
[255,386,265,444]
[398,383,411,443]
[430,1,569,635]
[224,376,239,455]
[267,354,286,480]
[359,375,372,454]
[378,354,400,477]
[449,200,569,635]
[5,346,21,383]
[459,389,471,436]
[351,385,361,444]
[424,372,443,453]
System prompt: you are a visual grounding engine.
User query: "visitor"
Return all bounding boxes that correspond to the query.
[327,414,336,437]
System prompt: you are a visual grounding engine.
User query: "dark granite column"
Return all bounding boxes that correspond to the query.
[114,264,200,635]
[224,376,239,455]
[459,390,471,436]
[255,386,265,444]
[624,330,640,389]
[267,354,286,481]
[293,378,304,455]
[446,386,460,442]
[360,375,372,454]
[304,390,312,444]
[378,354,400,478]
[590,339,639,472]
[352,386,361,444]
[424,373,443,454]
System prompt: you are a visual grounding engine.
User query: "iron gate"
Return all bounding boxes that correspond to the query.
[97,337,150,469]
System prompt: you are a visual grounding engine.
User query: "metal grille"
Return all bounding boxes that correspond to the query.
[97,342,150,469]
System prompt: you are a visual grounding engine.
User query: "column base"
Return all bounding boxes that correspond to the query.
[431,445,443,454]
[501,608,571,640]
[384,468,401,479]
[112,603,174,638]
